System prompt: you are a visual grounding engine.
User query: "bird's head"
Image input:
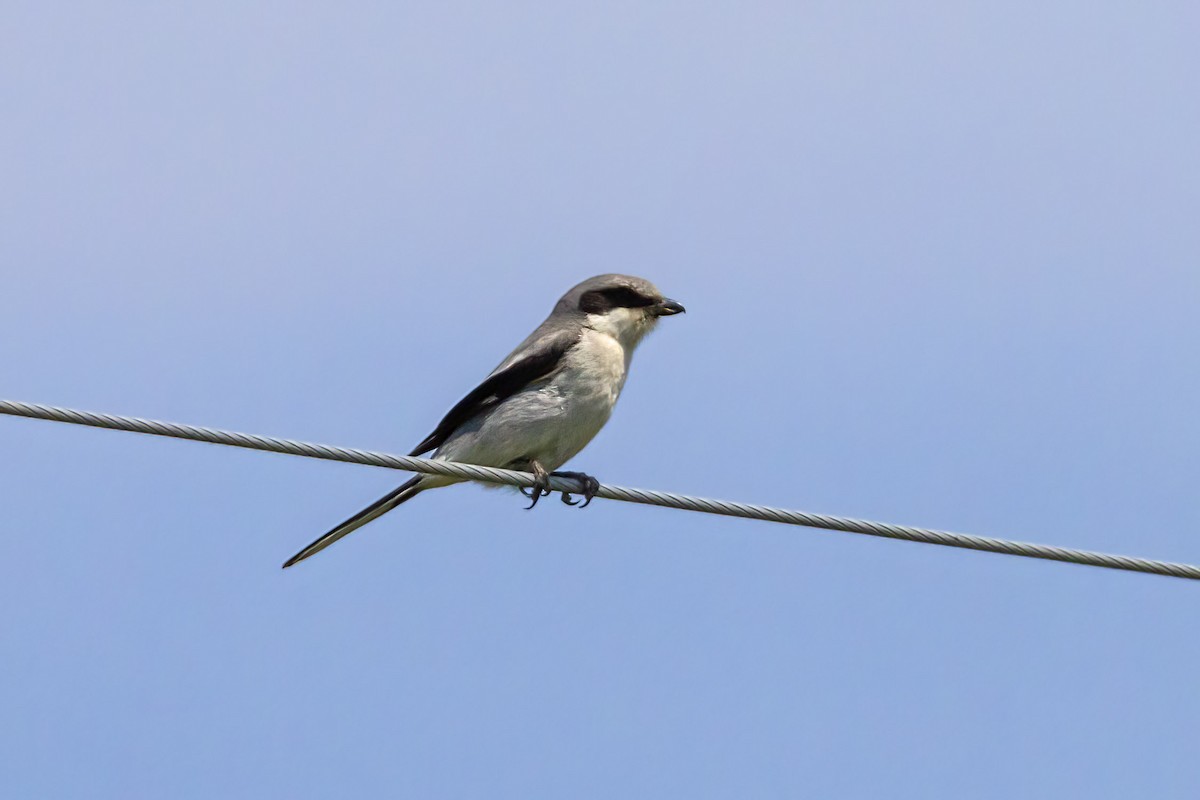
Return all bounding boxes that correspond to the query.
[560,274,685,348]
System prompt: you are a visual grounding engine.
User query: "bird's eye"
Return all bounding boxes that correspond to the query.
[605,287,656,308]
[579,287,656,313]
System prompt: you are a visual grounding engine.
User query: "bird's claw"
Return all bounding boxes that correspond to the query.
[553,471,600,508]
[522,466,599,510]
[523,462,552,510]
[522,481,551,510]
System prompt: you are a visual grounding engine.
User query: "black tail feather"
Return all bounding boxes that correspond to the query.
[281,476,425,568]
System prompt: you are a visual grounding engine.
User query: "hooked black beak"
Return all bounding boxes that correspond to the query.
[654,298,686,316]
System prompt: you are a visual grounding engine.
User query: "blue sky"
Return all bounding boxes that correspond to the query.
[3,2,1199,797]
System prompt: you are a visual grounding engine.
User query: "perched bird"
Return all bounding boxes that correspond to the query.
[282,274,685,568]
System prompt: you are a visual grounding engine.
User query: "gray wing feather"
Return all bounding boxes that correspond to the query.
[408,314,581,456]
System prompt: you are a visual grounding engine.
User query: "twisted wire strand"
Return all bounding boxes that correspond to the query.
[3,398,1198,581]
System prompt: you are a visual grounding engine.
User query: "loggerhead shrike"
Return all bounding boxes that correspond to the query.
[282,274,685,568]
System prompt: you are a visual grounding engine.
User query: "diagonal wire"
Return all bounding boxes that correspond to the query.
[2,398,1198,581]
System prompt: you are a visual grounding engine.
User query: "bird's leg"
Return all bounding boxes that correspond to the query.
[522,460,552,510]
[552,471,601,508]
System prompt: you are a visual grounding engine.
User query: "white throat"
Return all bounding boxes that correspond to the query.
[583,307,656,354]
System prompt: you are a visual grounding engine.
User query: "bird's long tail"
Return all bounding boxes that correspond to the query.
[282,476,426,568]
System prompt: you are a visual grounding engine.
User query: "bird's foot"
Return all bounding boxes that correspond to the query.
[521,460,552,510]
[552,471,601,508]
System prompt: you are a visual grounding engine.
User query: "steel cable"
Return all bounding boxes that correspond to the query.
[3,398,1198,581]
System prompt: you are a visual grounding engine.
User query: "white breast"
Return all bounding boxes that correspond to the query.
[537,327,630,467]
[433,325,636,473]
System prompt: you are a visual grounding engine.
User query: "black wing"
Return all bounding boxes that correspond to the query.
[409,328,577,456]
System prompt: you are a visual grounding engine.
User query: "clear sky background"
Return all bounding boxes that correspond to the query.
[3,2,1198,797]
